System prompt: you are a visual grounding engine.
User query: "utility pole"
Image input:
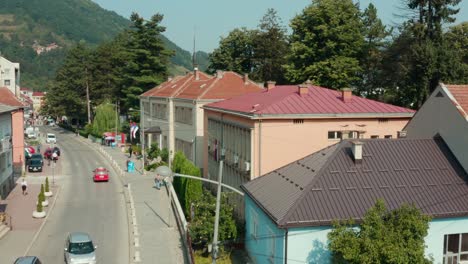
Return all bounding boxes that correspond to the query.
[212,160,224,264]
[85,66,91,124]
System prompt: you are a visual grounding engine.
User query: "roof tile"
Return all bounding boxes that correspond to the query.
[0,87,25,107]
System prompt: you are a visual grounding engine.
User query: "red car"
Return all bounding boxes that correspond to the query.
[93,167,109,182]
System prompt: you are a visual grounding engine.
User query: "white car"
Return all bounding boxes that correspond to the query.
[46,133,56,143]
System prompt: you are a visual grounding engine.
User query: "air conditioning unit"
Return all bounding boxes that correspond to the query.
[244,161,250,172]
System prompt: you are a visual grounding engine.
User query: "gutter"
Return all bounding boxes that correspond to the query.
[284,228,288,264]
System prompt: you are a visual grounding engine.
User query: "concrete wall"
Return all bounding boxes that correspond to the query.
[245,196,285,264]
[405,85,468,172]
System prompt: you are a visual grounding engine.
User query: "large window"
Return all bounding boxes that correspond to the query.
[142,102,149,115]
[443,233,468,263]
[175,106,193,125]
[151,103,167,120]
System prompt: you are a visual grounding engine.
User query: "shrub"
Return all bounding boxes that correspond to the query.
[39,184,45,203]
[36,194,43,212]
[45,177,49,192]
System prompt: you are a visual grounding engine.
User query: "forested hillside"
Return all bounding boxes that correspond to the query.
[0,0,207,89]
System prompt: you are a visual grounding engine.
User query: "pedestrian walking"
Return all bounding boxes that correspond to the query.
[128,146,132,158]
[154,174,163,190]
[21,179,28,195]
[52,152,58,163]
[37,145,41,153]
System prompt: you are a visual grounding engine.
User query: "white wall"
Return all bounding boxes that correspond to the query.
[405,85,468,172]
[0,112,13,186]
[0,56,20,96]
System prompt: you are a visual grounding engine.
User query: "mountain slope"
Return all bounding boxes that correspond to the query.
[0,0,209,89]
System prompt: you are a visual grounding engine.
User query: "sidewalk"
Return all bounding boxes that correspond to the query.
[80,138,187,264]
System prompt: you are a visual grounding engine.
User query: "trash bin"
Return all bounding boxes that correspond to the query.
[127,161,135,173]
[111,142,116,148]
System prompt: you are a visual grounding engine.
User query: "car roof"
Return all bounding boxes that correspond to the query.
[15,256,38,264]
[69,232,92,243]
[47,133,55,136]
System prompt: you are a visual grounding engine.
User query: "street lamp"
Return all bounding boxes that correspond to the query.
[155,161,234,264]
[155,165,173,227]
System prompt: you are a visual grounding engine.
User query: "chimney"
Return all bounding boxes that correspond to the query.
[341,88,352,103]
[216,70,224,79]
[397,131,407,138]
[243,73,249,85]
[266,81,276,91]
[298,84,309,96]
[351,141,363,163]
[194,67,200,80]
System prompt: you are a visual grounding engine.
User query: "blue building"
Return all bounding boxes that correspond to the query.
[242,138,468,264]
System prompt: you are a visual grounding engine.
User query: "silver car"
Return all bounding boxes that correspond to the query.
[64,232,97,264]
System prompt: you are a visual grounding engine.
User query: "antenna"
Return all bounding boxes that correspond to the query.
[192,26,197,69]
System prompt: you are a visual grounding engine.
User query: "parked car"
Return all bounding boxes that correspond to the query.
[93,167,109,182]
[64,232,97,264]
[14,256,42,264]
[28,154,43,172]
[46,133,56,143]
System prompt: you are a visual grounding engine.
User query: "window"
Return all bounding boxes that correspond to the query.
[4,80,10,86]
[142,102,150,115]
[250,209,258,240]
[152,103,167,120]
[371,135,379,139]
[175,106,193,125]
[443,233,468,263]
[378,118,389,123]
[3,68,10,75]
[384,135,392,139]
[328,131,342,140]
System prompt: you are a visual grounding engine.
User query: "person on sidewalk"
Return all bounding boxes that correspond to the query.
[21,179,28,195]
[128,146,132,158]
[154,175,163,190]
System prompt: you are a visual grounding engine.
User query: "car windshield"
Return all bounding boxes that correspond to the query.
[47,135,55,139]
[30,159,42,166]
[68,241,94,255]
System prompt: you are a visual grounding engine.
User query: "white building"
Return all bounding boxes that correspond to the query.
[0,55,20,97]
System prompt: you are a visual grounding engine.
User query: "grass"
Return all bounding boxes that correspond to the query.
[193,250,232,264]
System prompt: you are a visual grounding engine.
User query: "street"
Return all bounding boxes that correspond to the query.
[25,126,129,263]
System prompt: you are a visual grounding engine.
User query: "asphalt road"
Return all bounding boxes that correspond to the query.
[26,126,130,263]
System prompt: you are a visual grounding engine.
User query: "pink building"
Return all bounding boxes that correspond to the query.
[0,87,25,175]
[203,82,414,214]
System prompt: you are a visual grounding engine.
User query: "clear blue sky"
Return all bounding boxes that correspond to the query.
[92,0,468,53]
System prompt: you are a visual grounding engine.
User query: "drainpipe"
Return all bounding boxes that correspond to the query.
[284,228,288,264]
[258,117,262,177]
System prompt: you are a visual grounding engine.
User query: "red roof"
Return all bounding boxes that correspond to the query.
[21,94,33,104]
[142,71,264,100]
[32,91,45,96]
[445,84,468,117]
[205,85,415,116]
[0,87,24,107]
[20,87,31,91]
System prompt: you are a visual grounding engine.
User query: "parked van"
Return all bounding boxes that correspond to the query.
[46,133,56,143]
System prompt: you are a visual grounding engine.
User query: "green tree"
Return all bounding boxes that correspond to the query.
[45,177,49,193]
[92,101,119,136]
[208,28,255,75]
[328,199,431,264]
[286,0,364,89]
[189,192,237,246]
[443,22,468,84]
[120,13,173,111]
[356,3,391,99]
[250,8,289,83]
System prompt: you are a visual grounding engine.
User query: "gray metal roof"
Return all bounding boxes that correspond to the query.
[0,103,19,113]
[242,137,468,228]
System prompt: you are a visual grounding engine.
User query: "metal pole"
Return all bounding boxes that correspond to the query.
[212,160,223,264]
[141,108,145,175]
[115,102,118,141]
[168,181,172,227]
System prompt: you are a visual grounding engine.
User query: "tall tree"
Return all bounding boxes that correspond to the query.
[443,22,468,83]
[120,13,173,111]
[208,28,255,75]
[328,199,431,264]
[286,0,364,89]
[250,8,289,84]
[356,3,391,99]
[42,43,92,122]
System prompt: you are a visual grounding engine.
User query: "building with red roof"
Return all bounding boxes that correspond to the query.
[32,91,46,111]
[202,82,414,216]
[0,87,25,176]
[406,83,468,172]
[140,69,264,169]
[0,55,20,97]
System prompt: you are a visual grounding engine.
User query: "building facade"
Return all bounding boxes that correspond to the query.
[242,138,468,264]
[0,104,17,199]
[405,83,468,172]
[0,55,20,97]
[32,91,45,112]
[140,69,264,169]
[203,83,414,216]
